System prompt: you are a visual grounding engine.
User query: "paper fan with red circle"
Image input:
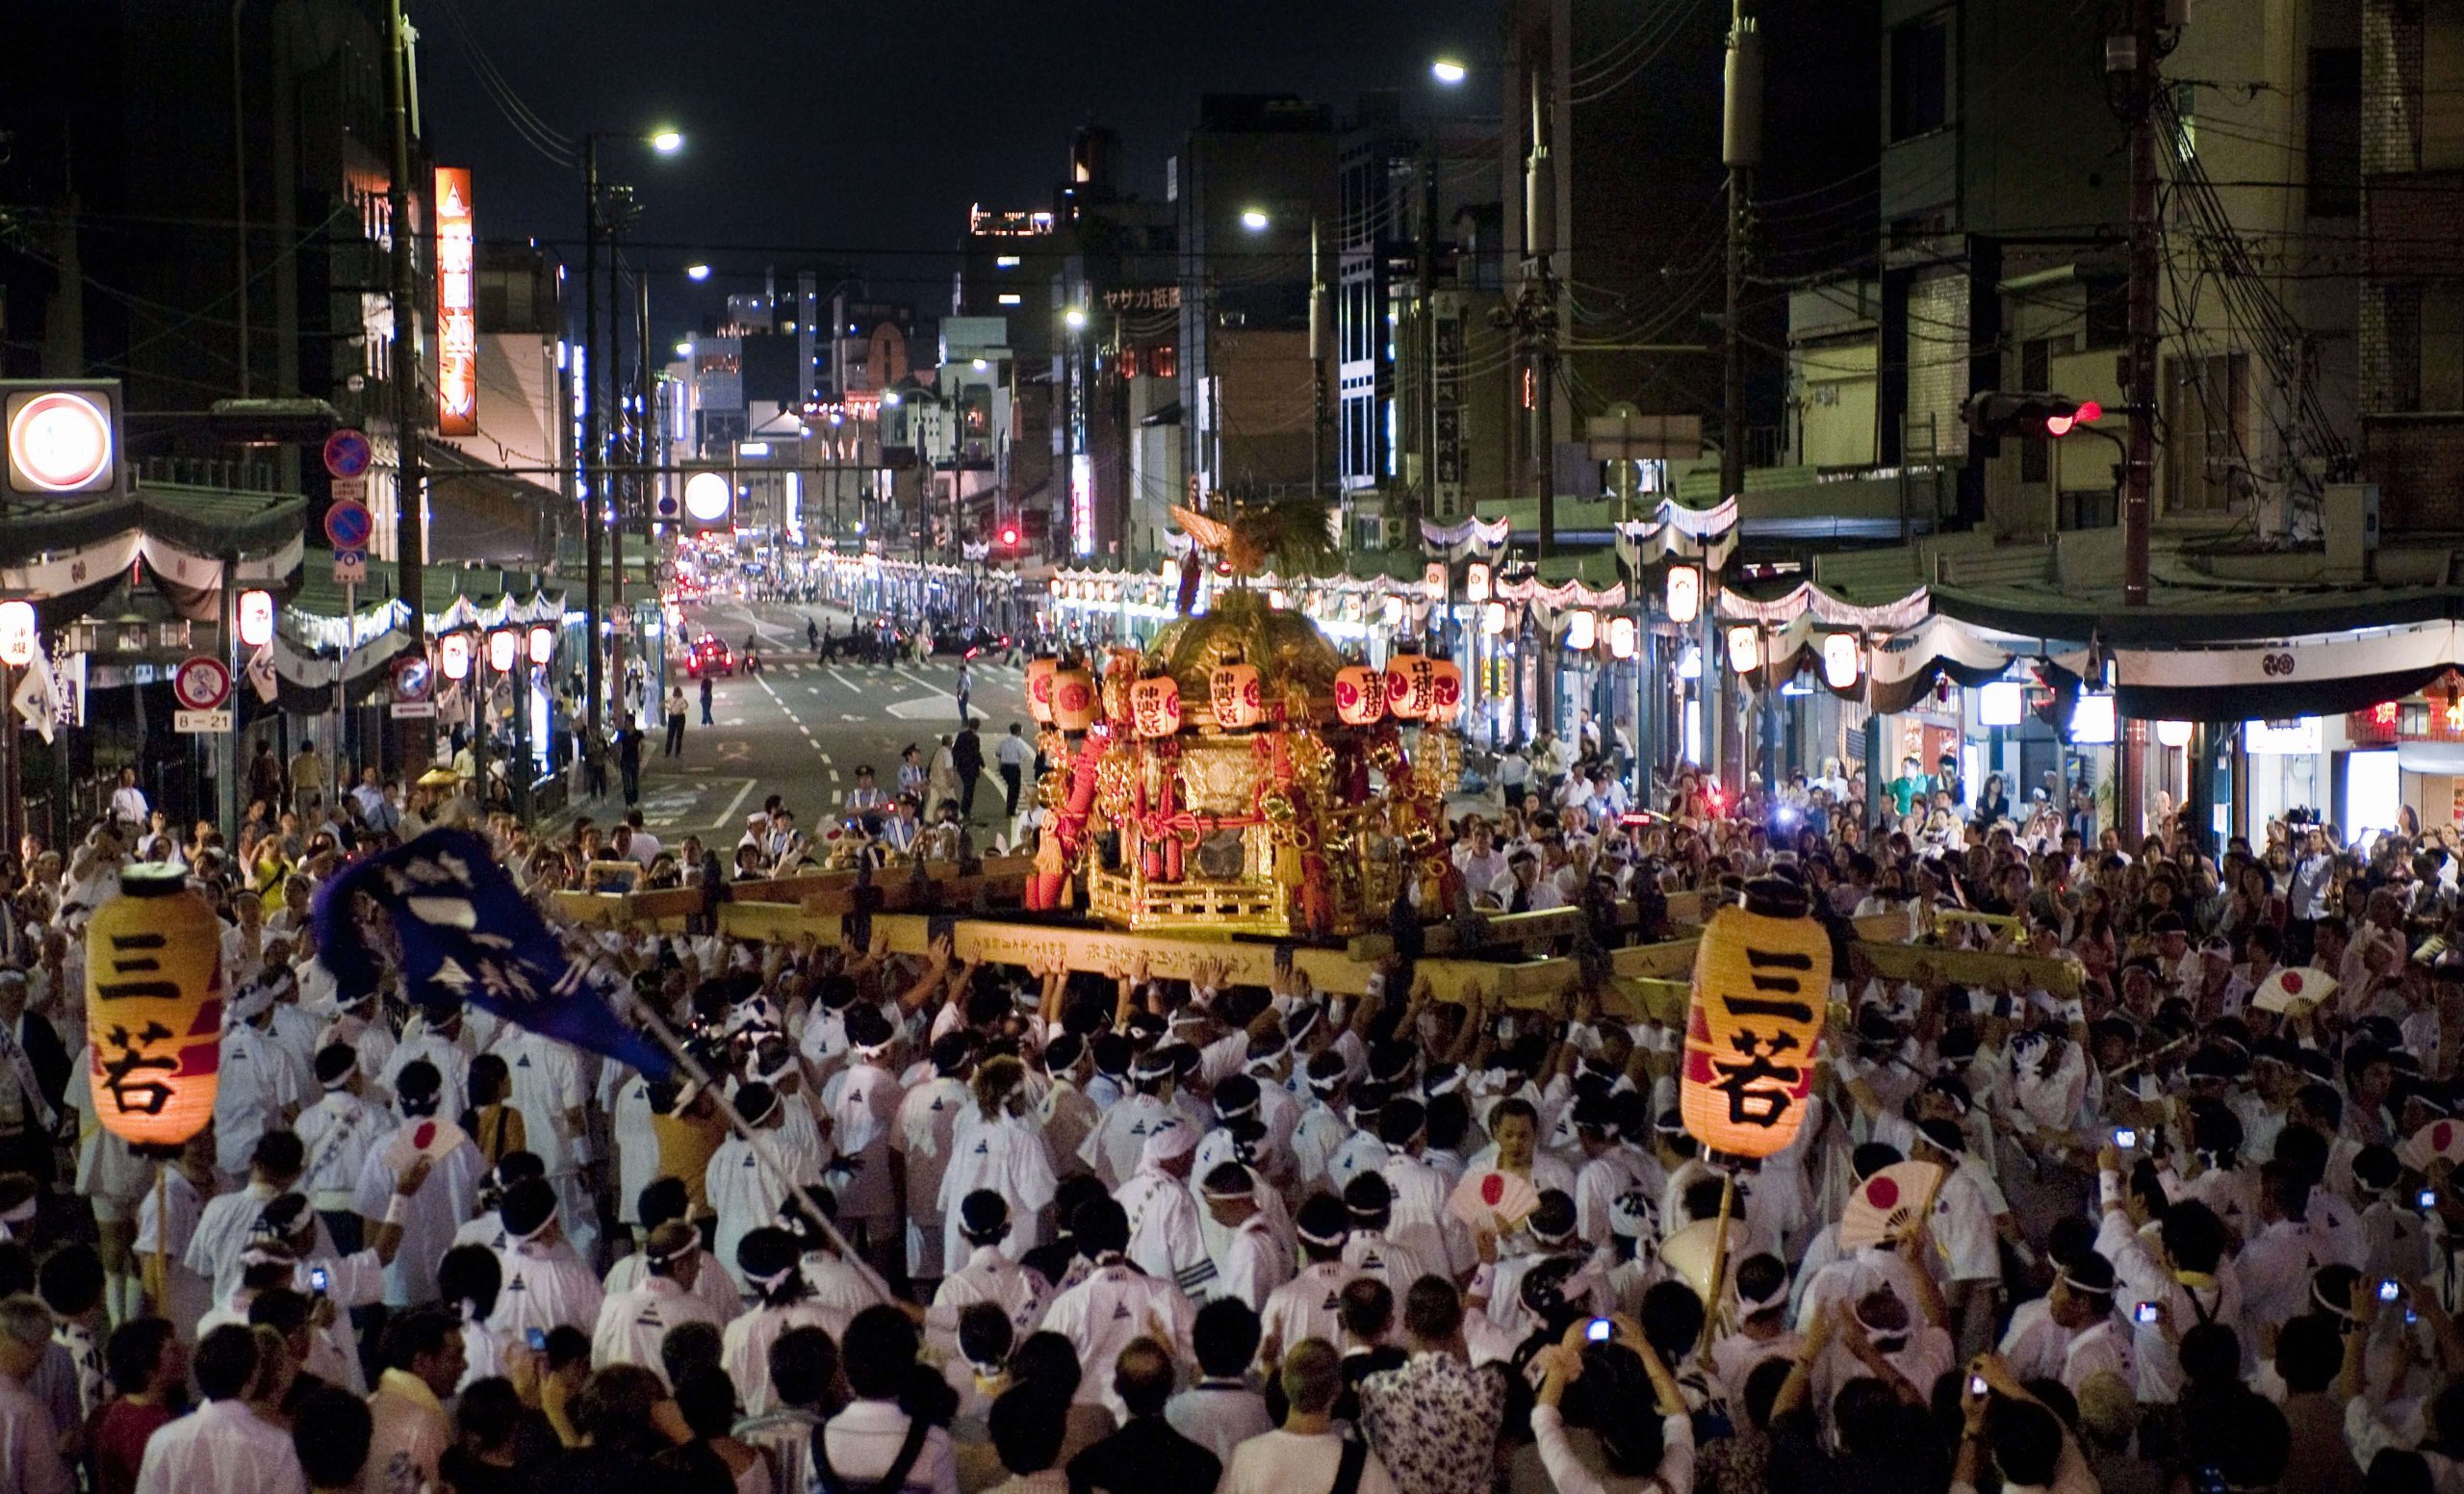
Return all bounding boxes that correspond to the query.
[2401,1118,2464,1173]
[382,1116,470,1172]
[2253,966,2337,1015]
[1448,1167,1542,1233]
[1836,1161,1947,1252]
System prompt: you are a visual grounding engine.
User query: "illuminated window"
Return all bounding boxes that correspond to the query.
[998,293,1022,306]
[1150,344,1176,379]
[996,255,1021,269]
[1120,347,1140,379]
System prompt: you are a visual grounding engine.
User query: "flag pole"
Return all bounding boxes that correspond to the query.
[629,1003,896,1308]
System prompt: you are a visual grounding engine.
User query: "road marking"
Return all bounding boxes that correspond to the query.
[717,741,751,761]
[831,769,841,782]
[843,712,862,721]
[818,753,832,764]
[724,717,746,726]
[799,725,813,736]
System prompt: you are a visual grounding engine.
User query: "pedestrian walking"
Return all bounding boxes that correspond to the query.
[954,660,972,722]
[952,720,985,822]
[582,725,608,799]
[995,722,1031,819]
[700,673,715,727]
[664,686,688,759]
[618,715,644,806]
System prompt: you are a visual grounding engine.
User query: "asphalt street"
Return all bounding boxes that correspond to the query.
[573,594,1037,850]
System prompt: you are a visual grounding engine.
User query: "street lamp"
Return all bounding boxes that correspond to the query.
[581,126,685,762]
[1240,208,1270,232]
[1064,307,1088,330]
[674,341,693,358]
[684,263,711,282]
[1430,58,1468,84]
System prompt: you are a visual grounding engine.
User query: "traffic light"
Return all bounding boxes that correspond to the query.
[998,525,1019,549]
[1964,391,2102,442]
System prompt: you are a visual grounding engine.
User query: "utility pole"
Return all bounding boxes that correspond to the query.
[581,136,603,760]
[1500,56,1559,741]
[636,270,655,707]
[385,0,427,760]
[1717,3,1761,793]
[2112,0,2164,838]
[609,254,629,714]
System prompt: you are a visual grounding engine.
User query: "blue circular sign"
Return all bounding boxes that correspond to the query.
[322,427,373,478]
[324,499,372,549]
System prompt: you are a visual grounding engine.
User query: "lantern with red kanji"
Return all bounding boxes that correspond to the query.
[1210,658,1264,731]
[1051,668,1099,732]
[1426,659,1464,717]
[1024,658,1059,725]
[1334,663,1387,726]
[1130,675,1183,738]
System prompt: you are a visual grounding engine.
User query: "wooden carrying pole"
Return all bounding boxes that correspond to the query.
[1699,1164,1736,1366]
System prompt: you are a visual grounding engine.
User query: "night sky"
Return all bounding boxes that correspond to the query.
[423,0,1501,344]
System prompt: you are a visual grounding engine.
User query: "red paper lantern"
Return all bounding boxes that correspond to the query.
[1383,654,1433,720]
[1211,660,1264,731]
[1130,676,1183,738]
[1050,668,1099,732]
[1334,664,1387,726]
[1024,658,1060,725]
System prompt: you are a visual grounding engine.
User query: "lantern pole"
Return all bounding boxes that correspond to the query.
[1699,1160,1736,1367]
[150,1162,167,1314]
[2,663,17,855]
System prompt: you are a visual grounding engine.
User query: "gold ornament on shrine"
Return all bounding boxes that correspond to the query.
[1680,879,1834,1158]
[85,864,224,1147]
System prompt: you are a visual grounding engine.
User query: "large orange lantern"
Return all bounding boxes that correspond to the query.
[1050,668,1099,732]
[1129,675,1182,738]
[1680,885,1833,1157]
[1333,663,1387,726]
[1426,659,1464,719]
[1383,653,1433,720]
[1024,658,1059,725]
[1211,659,1264,731]
[85,864,223,1147]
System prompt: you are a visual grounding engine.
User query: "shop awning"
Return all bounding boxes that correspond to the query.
[2048,619,2464,721]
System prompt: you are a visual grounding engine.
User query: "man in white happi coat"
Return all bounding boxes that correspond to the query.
[1219,1189,1297,1318]
[937,1057,1058,1271]
[927,1191,1051,1364]
[1080,1045,1186,1189]
[1116,1119,1214,1297]
[592,1220,727,1383]
[1261,1195,1356,1352]
[824,1005,907,1275]
[707,1081,825,1292]
[485,1176,604,1341]
[1038,1196,1197,1423]
[213,978,304,1182]
[494,1020,598,1264]
[893,1033,973,1287]
[294,1043,395,1252]
[349,1059,483,1308]
[383,1000,477,1131]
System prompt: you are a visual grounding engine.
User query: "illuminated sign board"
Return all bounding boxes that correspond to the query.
[435,167,477,436]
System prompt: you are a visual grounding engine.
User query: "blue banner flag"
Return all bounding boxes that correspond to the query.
[312,828,674,1080]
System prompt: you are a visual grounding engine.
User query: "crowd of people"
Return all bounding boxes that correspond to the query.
[2,725,2462,1494]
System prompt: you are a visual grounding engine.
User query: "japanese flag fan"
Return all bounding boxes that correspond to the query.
[382,1117,471,1173]
[1448,1168,1542,1235]
[2401,1119,2464,1174]
[1836,1161,1947,1252]
[2253,966,2336,1016]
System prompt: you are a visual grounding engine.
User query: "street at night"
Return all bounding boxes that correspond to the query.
[0,4,2456,1494]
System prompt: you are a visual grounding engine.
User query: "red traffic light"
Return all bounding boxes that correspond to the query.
[998,526,1019,547]
[2044,399,2101,437]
